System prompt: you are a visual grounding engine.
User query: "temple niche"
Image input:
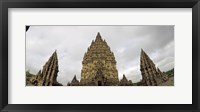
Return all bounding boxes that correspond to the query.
[140,49,169,86]
[30,50,62,86]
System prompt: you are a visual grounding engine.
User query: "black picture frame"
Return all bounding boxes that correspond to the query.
[0,0,200,112]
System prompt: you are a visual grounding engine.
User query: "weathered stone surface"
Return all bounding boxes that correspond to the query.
[80,32,119,86]
[30,50,62,86]
[140,49,168,86]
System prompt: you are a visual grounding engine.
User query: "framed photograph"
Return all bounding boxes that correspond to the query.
[0,0,200,112]
[26,25,174,87]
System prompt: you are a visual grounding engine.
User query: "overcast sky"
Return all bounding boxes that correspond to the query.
[26,26,174,85]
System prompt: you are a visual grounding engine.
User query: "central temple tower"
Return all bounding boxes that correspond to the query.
[80,32,119,86]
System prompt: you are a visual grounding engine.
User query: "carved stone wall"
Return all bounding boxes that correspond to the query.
[30,51,62,86]
[140,49,168,86]
[80,33,119,86]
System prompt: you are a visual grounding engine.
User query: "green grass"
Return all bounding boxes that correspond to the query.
[165,68,174,77]
[26,70,35,85]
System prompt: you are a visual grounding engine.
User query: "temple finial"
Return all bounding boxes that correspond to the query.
[95,32,103,41]
[141,48,144,52]
[97,32,101,36]
[73,75,77,80]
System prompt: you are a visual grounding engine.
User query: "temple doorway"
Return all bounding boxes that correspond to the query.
[98,81,102,86]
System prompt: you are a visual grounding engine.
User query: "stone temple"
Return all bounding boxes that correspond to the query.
[140,49,169,86]
[30,51,62,86]
[79,32,120,86]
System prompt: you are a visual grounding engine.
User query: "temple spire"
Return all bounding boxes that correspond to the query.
[122,74,128,81]
[73,75,77,81]
[53,50,58,61]
[95,32,103,41]
[97,32,101,37]
[30,50,62,86]
[141,48,148,58]
[80,32,119,86]
[140,49,157,86]
[140,49,168,86]
[119,74,132,86]
[70,75,79,86]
